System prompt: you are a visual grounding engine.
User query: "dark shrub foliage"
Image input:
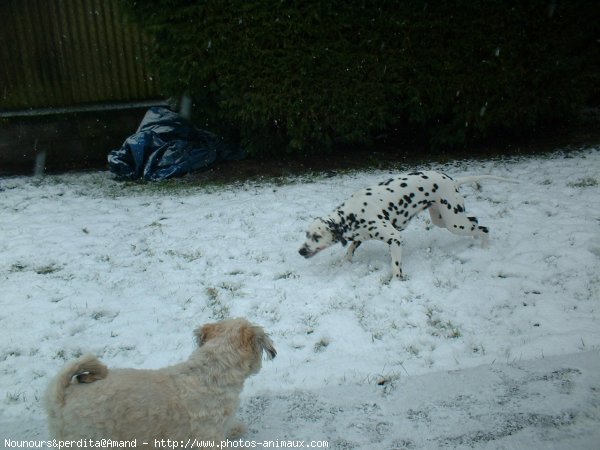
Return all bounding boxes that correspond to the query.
[121,0,599,155]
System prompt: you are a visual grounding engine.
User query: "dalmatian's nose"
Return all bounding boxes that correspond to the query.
[298,247,308,257]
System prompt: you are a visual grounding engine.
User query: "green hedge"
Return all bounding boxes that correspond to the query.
[121,0,599,155]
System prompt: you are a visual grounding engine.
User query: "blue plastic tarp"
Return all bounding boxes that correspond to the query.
[108,107,245,181]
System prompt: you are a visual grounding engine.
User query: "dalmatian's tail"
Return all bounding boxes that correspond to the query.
[454,175,519,187]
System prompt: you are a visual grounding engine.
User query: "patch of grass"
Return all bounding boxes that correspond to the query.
[567,177,598,188]
[227,269,245,276]
[180,297,193,311]
[9,262,62,275]
[313,337,330,353]
[54,349,83,361]
[365,370,403,395]
[90,310,119,322]
[0,350,22,361]
[472,344,486,355]
[165,249,203,262]
[6,391,26,403]
[206,287,219,302]
[371,331,384,341]
[118,345,136,353]
[432,277,458,290]
[301,314,318,334]
[274,271,299,280]
[9,263,27,272]
[35,263,61,275]
[219,281,242,294]
[204,287,230,320]
[426,307,462,339]
[405,345,420,357]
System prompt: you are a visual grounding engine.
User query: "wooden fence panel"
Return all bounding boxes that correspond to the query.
[0,0,161,111]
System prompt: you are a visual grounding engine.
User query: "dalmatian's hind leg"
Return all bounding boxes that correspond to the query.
[438,204,490,248]
[466,216,490,248]
[345,241,362,262]
[427,204,446,228]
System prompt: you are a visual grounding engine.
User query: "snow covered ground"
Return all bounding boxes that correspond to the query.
[1,147,599,449]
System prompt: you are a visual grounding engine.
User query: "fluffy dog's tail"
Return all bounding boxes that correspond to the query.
[47,353,108,407]
[455,175,519,186]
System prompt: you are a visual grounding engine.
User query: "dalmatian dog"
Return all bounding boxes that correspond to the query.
[298,170,516,280]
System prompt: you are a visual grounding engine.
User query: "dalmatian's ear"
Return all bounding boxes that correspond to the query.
[325,219,347,246]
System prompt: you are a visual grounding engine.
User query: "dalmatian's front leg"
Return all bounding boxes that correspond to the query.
[374,223,405,280]
[389,239,404,280]
[345,240,362,261]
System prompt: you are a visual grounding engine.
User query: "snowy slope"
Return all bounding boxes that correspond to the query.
[1,148,599,448]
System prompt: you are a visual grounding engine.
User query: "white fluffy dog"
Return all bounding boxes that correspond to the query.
[45,318,276,443]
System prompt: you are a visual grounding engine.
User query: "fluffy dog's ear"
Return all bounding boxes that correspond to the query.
[241,326,277,359]
[195,323,219,346]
